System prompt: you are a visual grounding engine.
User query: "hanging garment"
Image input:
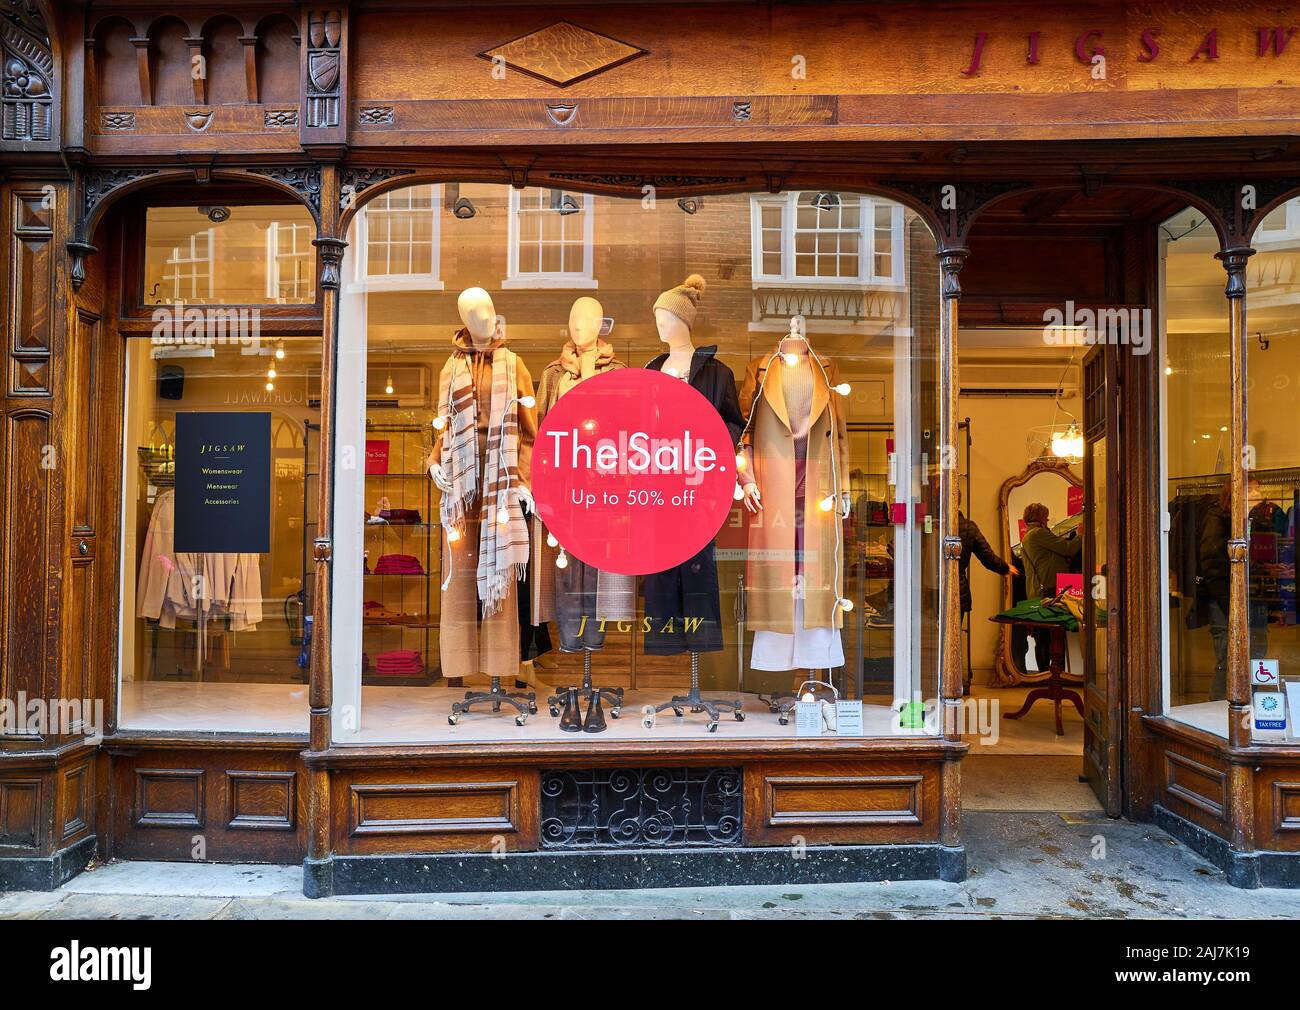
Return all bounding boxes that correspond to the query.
[640,345,744,656]
[737,348,848,636]
[530,339,635,639]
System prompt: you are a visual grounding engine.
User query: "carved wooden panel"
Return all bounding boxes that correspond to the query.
[133,768,206,829]
[1163,748,1227,820]
[227,769,296,831]
[744,760,940,845]
[479,22,647,87]
[59,761,91,843]
[0,0,54,144]
[0,776,40,848]
[8,188,55,393]
[333,766,539,854]
[1273,781,1300,833]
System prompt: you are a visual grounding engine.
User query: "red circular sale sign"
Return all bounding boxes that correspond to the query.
[532,369,736,576]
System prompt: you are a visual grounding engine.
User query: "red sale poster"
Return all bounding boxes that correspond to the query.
[1067,485,1084,517]
[365,440,390,475]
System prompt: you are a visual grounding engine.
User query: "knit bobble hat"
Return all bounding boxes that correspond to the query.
[653,274,707,330]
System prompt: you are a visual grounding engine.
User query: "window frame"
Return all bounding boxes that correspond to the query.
[349,183,445,293]
[502,187,597,290]
[749,192,905,288]
[265,218,315,303]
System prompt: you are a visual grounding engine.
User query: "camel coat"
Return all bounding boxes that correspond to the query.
[738,351,848,633]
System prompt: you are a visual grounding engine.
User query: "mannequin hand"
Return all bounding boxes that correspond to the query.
[429,463,453,493]
[742,482,763,513]
[839,492,852,518]
[516,485,535,516]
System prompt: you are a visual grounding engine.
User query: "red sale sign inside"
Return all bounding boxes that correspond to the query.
[531,369,737,576]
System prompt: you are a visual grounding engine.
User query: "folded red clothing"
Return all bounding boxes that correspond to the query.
[373,553,424,575]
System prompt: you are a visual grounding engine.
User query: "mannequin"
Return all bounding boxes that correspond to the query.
[532,297,634,731]
[429,287,539,725]
[738,319,850,703]
[642,275,745,730]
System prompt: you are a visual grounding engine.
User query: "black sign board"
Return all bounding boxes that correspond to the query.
[174,411,271,553]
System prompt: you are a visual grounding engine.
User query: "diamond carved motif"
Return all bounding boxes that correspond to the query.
[479,21,646,87]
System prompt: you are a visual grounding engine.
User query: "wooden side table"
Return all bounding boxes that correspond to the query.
[989,615,1084,736]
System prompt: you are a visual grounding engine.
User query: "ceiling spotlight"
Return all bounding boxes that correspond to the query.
[550,190,580,215]
[452,198,477,219]
[201,206,231,223]
[677,197,702,215]
[812,191,841,212]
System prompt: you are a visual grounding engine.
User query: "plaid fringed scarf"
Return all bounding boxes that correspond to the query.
[438,329,530,616]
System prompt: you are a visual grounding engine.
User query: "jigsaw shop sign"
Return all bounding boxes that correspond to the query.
[531,369,736,576]
[961,25,1300,76]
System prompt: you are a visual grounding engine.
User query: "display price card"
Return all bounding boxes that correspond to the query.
[795,700,823,736]
[835,700,864,736]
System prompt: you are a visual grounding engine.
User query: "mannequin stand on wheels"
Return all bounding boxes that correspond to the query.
[448,676,537,726]
[652,653,744,733]
[547,650,623,718]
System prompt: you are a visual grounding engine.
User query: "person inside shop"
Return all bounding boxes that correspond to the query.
[958,487,1019,620]
[1020,501,1081,600]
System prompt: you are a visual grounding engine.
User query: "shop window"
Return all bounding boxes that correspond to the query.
[503,187,595,288]
[352,184,442,290]
[1160,206,1233,737]
[118,329,320,733]
[1244,195,1300,737]
[331,181,942,745]
[143,204,317,307]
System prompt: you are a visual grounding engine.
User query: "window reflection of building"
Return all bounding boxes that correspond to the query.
[355,184,443,289]
[266,220,314,302]
[162,227,214,301]
[505,187,595,288]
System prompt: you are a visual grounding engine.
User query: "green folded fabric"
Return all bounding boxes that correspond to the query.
[996,596,1079,632]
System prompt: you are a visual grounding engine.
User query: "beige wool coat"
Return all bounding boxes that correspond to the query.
[738,351,849,633]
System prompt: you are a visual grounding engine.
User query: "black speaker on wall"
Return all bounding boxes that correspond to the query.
[158,364,184,401]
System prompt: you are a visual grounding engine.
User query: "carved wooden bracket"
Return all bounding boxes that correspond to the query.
[312,237,347,289]
[246,165,323,221]
[69,166,161,288]
[1163,177,1300,251]
[340,166,415,212]
[880,179,1028,248]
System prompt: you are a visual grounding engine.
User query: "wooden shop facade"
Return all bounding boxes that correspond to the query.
[4,0,1300,895]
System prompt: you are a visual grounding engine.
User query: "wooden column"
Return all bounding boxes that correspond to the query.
[1218,241,1256,859]
[938,243,967,854]
[306,165,344,878]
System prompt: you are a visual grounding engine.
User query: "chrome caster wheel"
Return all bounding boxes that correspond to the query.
[734,711,745,721]
[707,721,719,733]
[548,705,559,717]
[611,708,621,719]
[528,701,538,714]
[640,705,656,730]
[778,715,789,726]
[672,707,684,718]
[448,713,459,726]
[515,714,528,727]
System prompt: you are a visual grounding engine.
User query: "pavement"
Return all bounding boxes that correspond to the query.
[3,811,1298,919]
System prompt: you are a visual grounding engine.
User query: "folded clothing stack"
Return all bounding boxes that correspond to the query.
[373,553,424,575]
[379,508,422,525]
[373,650,424,677]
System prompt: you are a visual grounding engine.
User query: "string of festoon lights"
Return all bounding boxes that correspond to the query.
[265,340,285,392]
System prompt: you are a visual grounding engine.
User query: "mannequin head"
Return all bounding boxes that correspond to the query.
[653,274,706,350]
[457,287,499,349]
[568,297,604,351]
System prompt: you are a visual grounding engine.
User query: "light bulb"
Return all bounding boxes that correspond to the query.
[838,597,854,612]
[733,484,745,501]
[555,550,569,570]
[385,374,394,395]
[432,415,446,430]
[497,507,510,526]
[546,532,558,548]
[834,382,851,396]
[819,494,836,512]
[582,419,595,432]
[267,367,277,379]
[519,395,536,409]
[1165,366,1173,375]
[446,527,461,543]
[783,352,799,367]
[735,453,747,471]
[275,343,285,360]
[265,381,274,391]
[664,367,679,378]
[801,692,816,703]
